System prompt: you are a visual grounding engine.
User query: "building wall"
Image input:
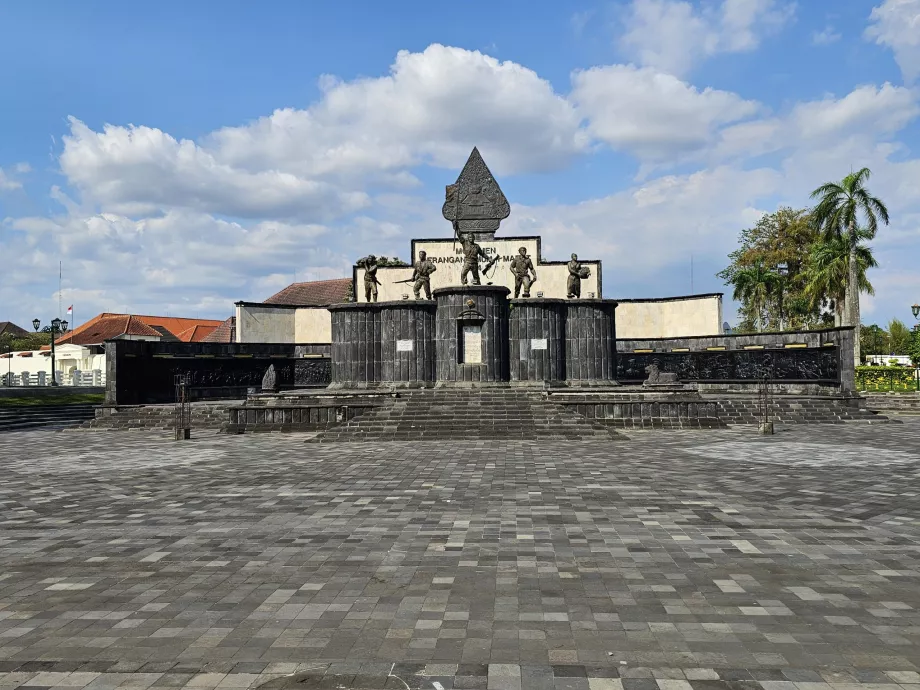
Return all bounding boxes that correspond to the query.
[236,303,296,343]
[240,293,724,344]
[294,308,333,343]
[354,237,601,303]
[1,345,105,378]
[615,294,722,339]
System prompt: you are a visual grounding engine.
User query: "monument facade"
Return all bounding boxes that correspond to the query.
[352,148,602,303]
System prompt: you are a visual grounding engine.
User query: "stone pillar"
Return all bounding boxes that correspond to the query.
[565,300,619,385]
[837,326,856,394]
[434,286,510,385]
[328,303,382,388]
[21,371,30,386]
[509,299,566,385]
[380,302,436,386]
[37,371,47,386]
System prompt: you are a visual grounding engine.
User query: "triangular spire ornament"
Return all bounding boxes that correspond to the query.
[442,147,511,241]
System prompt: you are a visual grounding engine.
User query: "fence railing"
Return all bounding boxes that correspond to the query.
[855,367,920,392]
[1,369,105,387]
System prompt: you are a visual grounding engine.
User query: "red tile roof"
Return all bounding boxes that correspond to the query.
[264,278,352,306]
[54,313,226,346]
[56,315,163,346]
[0,322,29,338]
[202,317,236,343]
[137,315,224,341]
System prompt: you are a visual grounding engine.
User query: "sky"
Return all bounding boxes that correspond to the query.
[1,0,919,331]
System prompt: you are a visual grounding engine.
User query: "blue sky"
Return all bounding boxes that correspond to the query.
[1,0,919,330]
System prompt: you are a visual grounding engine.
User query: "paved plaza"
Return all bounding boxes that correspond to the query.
[0,422,919,690]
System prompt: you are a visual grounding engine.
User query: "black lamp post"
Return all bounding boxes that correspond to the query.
[912,304,919,321]
[33,317,69,386]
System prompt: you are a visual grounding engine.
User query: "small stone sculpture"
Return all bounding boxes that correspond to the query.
[567,253,590,299]
[509,247,537,298]
[359,255,380,302]
[261,364,278,392]
[412,250,437,300]
[643,364,680,386]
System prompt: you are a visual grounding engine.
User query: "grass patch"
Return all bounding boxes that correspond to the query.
[0,394,104,407]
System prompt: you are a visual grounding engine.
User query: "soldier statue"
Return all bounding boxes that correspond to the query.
[412,250,437,300]
[361,255,380,302]
[567,253,590,299]
[509,247,537,298]
[459,233,490,286]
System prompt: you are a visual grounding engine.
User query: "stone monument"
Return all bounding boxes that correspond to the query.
[442,147,511,242]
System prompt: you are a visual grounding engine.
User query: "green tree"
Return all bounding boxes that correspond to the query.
[910,326,920,366]
[803,229,877,331]
[717,207,824,331]
[888,318,912,355]
[728,262,780,332]
[860,324,889,358]
[810,167,890,364]
[0,332,51,352]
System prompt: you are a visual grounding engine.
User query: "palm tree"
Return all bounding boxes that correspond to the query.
[730,262,779,331]
[810,168,889,363]
[804,230,878,327]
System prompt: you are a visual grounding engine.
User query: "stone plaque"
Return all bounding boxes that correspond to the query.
[396,339,414,352]
[462,325,482,364]
[530,338,547,350]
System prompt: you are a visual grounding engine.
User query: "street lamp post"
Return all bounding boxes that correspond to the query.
[33,317,69,386]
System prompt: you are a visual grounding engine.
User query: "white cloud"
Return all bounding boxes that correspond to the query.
[571,64,760,162]
[618,0,795,77]
[866,0,920,83]
[60,118,371,222]
[0,167,23,191]
[208,44,588,178]
[812,26,842,45]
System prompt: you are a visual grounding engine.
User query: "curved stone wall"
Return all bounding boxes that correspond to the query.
[380,302,437,385]
[565,300,618,384]
[434,286,510,384]
[328,303,382,387]
[509,299,566,384]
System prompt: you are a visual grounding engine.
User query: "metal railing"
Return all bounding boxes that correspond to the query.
[855,367,920,392]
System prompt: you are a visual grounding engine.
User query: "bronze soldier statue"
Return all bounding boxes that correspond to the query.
[459,233,490,286]
[509,246,537,298]
[567,253,590,299]
[361,255,380,302]
[412,250,437,300]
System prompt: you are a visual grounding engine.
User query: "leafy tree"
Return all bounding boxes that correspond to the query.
[910,326,920,366]
[888,318,912,355]
[860,324,889,358]
[0,332,51,352]
[810,167,890,364]
[803,229,877,330]
[718,208,824,331]
[728,262,780,332]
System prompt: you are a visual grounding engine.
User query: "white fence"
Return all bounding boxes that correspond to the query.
[1,369,105,387]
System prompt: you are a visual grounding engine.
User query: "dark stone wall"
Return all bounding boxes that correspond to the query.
[509,299,566,384]
[565,301,618,384]
[617,326,854,390]
[329,304,381,387]
[616,348,839,384]
[434,286,510,384]
[105,340,330,405]
[380,302,437,384]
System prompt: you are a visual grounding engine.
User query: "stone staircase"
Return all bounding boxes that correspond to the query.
[714,395,894,425]
[861,393,920,415]
[306,389,623,442]
[0,404,98,433]
[75,402,233,432]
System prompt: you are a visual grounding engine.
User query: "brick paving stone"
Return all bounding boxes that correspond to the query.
[1,420,920,689]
